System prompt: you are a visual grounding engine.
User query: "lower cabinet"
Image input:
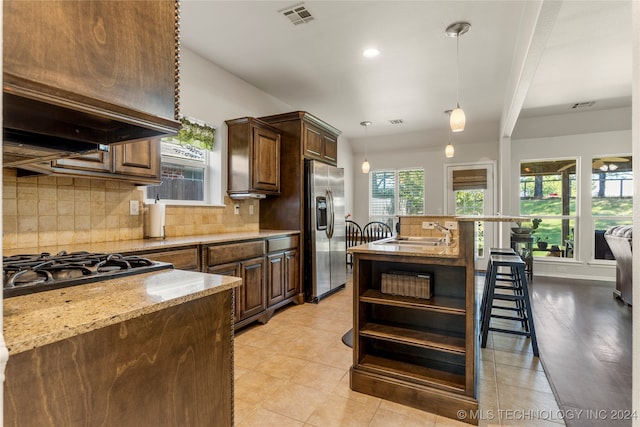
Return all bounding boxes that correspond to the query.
[204,235,300,330]
[239,257,267,320]
[129,246,200,271]
[4,289,235,427]
[128,233,301,330]
[266,235,301,309]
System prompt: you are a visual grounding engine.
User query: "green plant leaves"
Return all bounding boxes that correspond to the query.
[164,117,215,150]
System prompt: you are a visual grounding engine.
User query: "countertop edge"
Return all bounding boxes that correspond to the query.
[4,270,242,355]
[4,230,301,256]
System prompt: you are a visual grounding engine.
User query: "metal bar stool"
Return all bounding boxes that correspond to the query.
[480,248,520,326]
[480,253,539,356]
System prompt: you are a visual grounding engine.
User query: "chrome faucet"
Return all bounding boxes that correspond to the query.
[434,222,452,246]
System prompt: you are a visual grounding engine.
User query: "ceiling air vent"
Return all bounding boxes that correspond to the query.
[571,101,596,109]
[389,119,404,125]
[280,3,314,25]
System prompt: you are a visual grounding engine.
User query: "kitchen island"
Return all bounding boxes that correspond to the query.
[348,219,478,424]
[4,269,241,427]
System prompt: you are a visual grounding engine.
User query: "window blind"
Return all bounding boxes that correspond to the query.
[452,168,487,191]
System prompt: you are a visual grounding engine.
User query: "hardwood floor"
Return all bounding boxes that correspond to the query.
[529,276,632,427]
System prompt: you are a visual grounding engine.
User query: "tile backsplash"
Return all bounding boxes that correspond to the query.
[398,215,460,240]
[3,169,258,250]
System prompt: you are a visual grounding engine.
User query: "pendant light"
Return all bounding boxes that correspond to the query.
[360,121,371,173]
[446,21,470,133]
[445,129,455,158]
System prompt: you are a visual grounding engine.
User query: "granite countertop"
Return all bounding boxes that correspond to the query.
[4,229,300,256]
[3,269,241,355]
[348,237,460,258]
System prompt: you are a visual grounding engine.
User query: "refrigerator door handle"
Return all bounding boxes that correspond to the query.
[326,188,335,239]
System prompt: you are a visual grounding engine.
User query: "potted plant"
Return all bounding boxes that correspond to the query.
[536,236,549,250]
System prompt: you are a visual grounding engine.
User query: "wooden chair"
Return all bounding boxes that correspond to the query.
[362,221,393,243]
[346,220,363,266]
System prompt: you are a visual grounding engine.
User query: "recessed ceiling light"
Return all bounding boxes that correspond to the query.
[362,48,380,58]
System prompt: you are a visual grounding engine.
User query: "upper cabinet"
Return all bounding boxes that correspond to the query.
[51,139,161,184]
[261,111,341,167]
[3,0,181,166]
[303,122,338,166]
[226,117,282,198]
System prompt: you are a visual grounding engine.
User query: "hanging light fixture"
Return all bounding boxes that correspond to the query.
[445,129,455,158]
[446,21,470,133]
[360,121,371,173]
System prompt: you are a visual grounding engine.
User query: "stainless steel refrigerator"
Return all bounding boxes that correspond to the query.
[304,160,346,302]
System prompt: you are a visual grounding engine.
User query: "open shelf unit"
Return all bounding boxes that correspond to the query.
[350,221,478,424]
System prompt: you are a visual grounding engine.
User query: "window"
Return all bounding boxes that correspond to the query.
[591,155,632,260]
[520,159,577,259]
[145,117,217,205]
[369,168,424,228]
[452,168,488,258]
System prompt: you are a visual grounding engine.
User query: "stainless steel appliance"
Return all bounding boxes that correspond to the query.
[304,160,346,302]
[3,251,174,298]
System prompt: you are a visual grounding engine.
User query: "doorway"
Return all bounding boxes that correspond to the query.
[446,163,496,266]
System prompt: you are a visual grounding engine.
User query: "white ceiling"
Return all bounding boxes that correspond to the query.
[180,0,632,152]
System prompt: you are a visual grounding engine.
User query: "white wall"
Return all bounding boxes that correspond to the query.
[352,139,499,227]
[511,112,632,281]
[181,48,355,211]
[180,48,293,204]
[337,137,354,219]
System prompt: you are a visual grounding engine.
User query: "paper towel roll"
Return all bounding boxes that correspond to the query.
[148,203,166,238]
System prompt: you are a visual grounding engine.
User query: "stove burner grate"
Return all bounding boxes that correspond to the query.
[3,251,174,298]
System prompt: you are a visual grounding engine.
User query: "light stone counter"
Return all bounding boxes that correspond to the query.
[4,269,241,355]
[456,215,533,223]
[348,237,460,259]
[4,229,299,256]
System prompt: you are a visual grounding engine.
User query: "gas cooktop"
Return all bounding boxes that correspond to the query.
[3,251,174,298]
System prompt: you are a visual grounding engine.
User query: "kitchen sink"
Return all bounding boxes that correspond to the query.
[374,236,446,246]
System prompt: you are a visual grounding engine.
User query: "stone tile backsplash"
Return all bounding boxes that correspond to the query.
[3,169,259,250]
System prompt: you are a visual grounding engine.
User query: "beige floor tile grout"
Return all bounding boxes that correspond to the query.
[235,273,564,427]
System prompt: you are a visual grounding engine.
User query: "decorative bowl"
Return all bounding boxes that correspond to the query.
[511,227,533,235]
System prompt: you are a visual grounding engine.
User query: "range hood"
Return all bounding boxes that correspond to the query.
[228,193,267,200]
[3,75,181,168]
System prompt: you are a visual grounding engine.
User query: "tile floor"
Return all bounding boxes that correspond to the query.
[234,274,565,427]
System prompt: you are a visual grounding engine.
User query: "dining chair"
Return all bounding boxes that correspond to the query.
[346,220,363,266]
[362,221,393,243]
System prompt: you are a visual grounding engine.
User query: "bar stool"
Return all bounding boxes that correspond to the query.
[480,248,519,325]
[480,253,539,356]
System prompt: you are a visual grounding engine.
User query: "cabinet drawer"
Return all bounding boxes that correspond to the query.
[206,240,265,266]
[134,247,200,271]
[267,235,299,253]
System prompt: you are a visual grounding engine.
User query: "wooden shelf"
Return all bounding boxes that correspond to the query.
[360,322,465,355]
[359,354,466,392]
[360,289,465,315]
[350,221,478,423]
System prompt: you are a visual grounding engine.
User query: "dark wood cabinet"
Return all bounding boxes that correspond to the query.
[204,239,269,329]
[258,112,340,304]
[303,122,338,165]
[239,257,267,319]
[4,288,235,427]
[266,235,300,308]
[113,141,160,179]
[129,246,200,271]
[349,221,478,423]
[202,234,301,329]
[208,262,242,323]
[267,253,286,306]
[51,139,161,184]
[52,150,112,174]
[3,0,180,137]
[226,117,281,197]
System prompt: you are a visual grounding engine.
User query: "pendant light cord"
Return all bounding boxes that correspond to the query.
[456,34,460,107]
